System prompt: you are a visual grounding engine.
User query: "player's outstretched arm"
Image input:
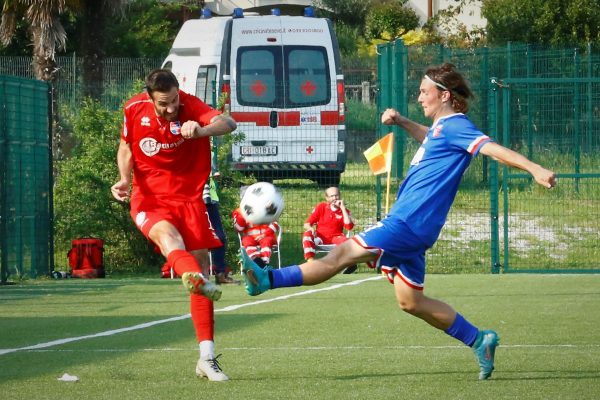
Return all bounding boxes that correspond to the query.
[479,142,557,189]
[381,108,428,143]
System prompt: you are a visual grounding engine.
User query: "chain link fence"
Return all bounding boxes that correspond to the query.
[4,44,597,277]
[377,41,600,273]
[0,76,51,282]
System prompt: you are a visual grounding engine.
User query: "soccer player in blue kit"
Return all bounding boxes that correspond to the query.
[240,63,557,380]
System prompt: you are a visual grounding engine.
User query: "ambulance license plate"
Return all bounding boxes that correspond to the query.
[240,146,278,156]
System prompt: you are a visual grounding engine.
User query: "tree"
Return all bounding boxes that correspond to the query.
[364,0,419,41]
[313,0,371,28]
[0,0,69,82]
[482,0,600,47]
[423,0,485,47]
[104,0,201,57]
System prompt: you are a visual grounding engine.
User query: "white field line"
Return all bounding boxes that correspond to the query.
[0,276,383,356]
[5,344,600,354]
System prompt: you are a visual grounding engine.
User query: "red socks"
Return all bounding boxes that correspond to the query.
[191,295,214,341]
[167,249,201,276]
[167,249,214,341]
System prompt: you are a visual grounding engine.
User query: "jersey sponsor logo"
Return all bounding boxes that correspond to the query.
[139,137,185,156]
[170,121,181,135]
[433,124,443,138]
[140,137,161,156]
[141,116,151,127]
[123,117,128,137]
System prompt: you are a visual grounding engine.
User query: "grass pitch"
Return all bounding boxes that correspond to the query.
[1,273,599,399]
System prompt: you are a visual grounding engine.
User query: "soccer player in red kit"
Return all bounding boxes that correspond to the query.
[111,69,237,381]
[302,187,354,266]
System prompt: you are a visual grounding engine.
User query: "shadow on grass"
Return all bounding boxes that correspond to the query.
[492,371,600,381]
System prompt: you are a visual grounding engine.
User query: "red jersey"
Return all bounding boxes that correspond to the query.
[122,90,220,202]
[231,208,280,238]
[306,202,354,241]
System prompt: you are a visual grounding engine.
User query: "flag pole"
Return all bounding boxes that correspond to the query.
[384,133,393,215]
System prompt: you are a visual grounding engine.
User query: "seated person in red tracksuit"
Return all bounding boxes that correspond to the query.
[302,186,355,272]
[232,208,280,267]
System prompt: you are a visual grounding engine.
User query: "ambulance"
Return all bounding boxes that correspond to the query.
[162,7,346,186]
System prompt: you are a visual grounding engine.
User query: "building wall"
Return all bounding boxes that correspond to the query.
[204,0,313,16]
[204,0,487,32]
[408,0,486,32]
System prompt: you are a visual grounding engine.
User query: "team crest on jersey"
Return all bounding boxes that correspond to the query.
[433,124,443,138]
[141,116,151,127]
[170,121,181,135]
[139,137,160,156]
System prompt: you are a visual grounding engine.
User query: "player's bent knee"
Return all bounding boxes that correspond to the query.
[396,299,419,314]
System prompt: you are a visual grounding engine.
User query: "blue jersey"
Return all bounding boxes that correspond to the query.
[389,113,491,246]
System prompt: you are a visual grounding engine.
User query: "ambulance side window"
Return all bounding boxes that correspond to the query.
[286,47,330,106]
[196,65,217,106]
[237,48,278,106]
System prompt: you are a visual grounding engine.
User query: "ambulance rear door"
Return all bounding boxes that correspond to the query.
[229,15,344,184]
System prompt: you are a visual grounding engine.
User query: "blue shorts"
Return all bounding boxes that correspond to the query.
[354,216,429,290]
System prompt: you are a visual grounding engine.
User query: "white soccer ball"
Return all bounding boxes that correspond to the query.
[240,182,284,225]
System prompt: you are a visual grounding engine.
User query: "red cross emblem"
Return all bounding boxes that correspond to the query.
[306,145,314,154]
[300,80,316,97]
[251,80,267,97]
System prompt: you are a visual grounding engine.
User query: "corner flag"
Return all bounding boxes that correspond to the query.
[363,133,393,175]
[364,133,394,214]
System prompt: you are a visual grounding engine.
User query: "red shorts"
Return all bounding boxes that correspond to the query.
[130,196,222,251]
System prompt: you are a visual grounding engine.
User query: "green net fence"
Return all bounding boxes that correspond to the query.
[377,41,600,273]
[2,44,598,276]
[0,75,51,282]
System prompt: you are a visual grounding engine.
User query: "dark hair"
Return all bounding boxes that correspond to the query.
[424,63,472,113]
[145,69,179,95]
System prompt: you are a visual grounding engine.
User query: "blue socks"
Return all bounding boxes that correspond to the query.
[444,313,479,347]
[270,265,304,288]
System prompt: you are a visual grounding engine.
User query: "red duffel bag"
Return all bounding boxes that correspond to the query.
[67,238,105,278]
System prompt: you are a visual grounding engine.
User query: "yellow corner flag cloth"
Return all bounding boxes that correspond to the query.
[363,133,393,175]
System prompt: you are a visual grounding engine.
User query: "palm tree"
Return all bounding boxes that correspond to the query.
[0,0,129,163]
[1,1,129,91]
[0,0,68,82]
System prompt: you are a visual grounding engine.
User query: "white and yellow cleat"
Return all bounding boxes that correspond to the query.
[182,272,222,301]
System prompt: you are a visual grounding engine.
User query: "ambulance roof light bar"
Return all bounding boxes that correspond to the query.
[200,7,212,19]
[304,6,315,17]
[233,8,244,18]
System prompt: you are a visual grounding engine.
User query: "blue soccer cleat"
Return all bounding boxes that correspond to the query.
[472,329,500,380]
[239,248,271,296]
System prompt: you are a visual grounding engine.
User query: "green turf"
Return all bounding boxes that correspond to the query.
[1,274,599,399]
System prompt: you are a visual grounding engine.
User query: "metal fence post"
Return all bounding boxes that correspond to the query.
[488,78,501,274]
[574,47,581,193]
